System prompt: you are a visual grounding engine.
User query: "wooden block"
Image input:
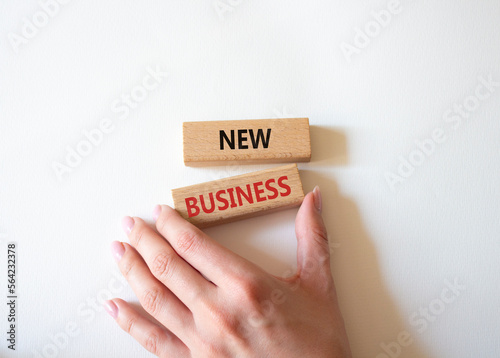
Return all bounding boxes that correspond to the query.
[183,118,311,166]
[172,164,304,228]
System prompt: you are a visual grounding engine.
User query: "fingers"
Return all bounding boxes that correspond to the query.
[106,298,190,358]
[122,217,214,309]
[295,187,333,287]
[111,241,194,342]
[154,205,261,287]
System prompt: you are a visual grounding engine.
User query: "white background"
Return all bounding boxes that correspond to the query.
[1,1,500,357]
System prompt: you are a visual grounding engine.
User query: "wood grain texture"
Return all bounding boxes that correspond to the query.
[183,118,311,166]
[172,164,304,228]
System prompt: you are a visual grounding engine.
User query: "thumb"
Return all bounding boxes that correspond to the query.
[295,186,332,284]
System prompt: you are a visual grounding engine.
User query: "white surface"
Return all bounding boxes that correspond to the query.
[1,1,500,357]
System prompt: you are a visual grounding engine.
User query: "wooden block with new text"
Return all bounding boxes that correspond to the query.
[183,118,311,166]
[172,164,304,228]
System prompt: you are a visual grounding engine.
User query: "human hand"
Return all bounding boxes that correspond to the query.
[106,186,352,357]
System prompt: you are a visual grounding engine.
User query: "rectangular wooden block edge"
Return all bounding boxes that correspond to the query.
[172,164,304,228]
[183,118,311,166]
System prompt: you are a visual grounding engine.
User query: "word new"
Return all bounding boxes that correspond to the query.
[220,129,272,150]
[186,176,291,217]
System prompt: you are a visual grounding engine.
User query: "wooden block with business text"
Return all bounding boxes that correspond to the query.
[183,118,311,166]
[172,164,304,228]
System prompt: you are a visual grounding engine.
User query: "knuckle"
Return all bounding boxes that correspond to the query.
[219,317,239,337]
[235,274,265,302]
[120,257,134,278]
[175,230,200,255]
[142,288,163,316]
[151,251,175,281]
[125,316,137,334]
[144,330,160,355]
[131,227,146,248]
[310,225,329,244]
[238,281,260,302]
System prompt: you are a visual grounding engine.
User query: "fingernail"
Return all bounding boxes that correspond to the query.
[121,216,134,234]
[153,205,162,222]
[110,241,125,262]
[313,186,322,213]
[104,300,118,319]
